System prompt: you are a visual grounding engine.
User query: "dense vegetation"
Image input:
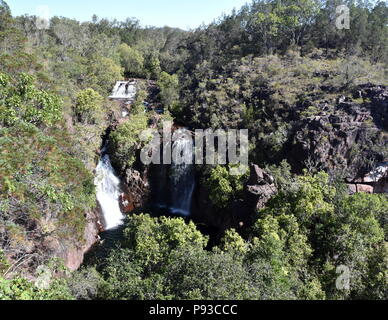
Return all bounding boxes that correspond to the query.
[0,0,387,300]
[91,173,387,300]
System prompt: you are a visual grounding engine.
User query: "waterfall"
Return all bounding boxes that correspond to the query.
[109,81,137,100]
[169,133,195,217]
[151,130,195,217]
[94,154,124,230]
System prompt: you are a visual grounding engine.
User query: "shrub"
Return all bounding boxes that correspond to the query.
[109,112,150,170]
[74,88,104,124]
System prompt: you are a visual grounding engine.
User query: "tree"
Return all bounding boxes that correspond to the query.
[97,214,209,300]
[205,165,247,209]
[145,55,162,80]
[94,213,324,300]
[119,43,145,78]
[86,56,123,94]
[0,72,62,127]
[261,171,388,300]
[0,276,73,300]
[74,88,104,124]
[0,0,11,31]
[248,214,325,300]
[322,193,388,299]
[109,112,150,170]
[157,71,179,113]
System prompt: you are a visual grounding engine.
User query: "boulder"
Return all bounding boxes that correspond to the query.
[245,164,277,210]
[346,184,374,195]
[122,167,150,211]
[356,184,374,194]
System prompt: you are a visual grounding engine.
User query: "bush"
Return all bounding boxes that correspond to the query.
[157,71,179,112]
[74,88,104,124]
[94,213,324,300]
[0,73,62,127]
[205,165,247,209]
[0,276,74,300]
[109,112,149,170]
[119,43,145,78]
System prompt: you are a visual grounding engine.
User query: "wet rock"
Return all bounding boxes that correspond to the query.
[119,193,135,214]
[122,167,150,211]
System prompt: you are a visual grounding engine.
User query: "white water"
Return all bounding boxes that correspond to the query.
[364,162,388,183]
[94,154,124,230]
[109,81,137,100]
[170,133,195,217]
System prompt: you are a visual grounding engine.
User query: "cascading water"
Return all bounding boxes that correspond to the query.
[109,81,137,100]
[150,130,195,217]
[94,153,124,230]
[169,133,195,217]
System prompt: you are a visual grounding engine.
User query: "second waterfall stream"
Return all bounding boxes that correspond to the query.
[94,153,124,230]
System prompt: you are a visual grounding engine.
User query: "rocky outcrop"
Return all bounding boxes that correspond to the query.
[62,209,101,271]
[119,167,150,214]
[375,177,388,194]
[289,84,388,184]
[347,184,374,194]
[42,208,102,272]
[191,164,277,237]
[245,164,277,210]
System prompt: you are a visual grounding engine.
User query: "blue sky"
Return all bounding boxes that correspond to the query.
[7,0,249,30]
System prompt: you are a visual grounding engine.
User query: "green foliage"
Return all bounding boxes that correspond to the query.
[205,165,247,209]
[97,214,208,300]
[0,0,386,301]
[265,160,294,190]
[86,56,123,94]
[74,88,104,124]
[131,85,148,114]
[0,249,9,274]
[93,213,325,300]
[119,43,145,77]
[0,71,96,271]
[109,112,149,170]
[0,0,11,31]
[121,214,208,266]
[157,71,180,113]
[0,73,62,127]
[261,171,388,300]
[0,276,73,300]
[249,213,325,300]
[145,55,162,80]
[67,267,104,300]
[322,193,388,300]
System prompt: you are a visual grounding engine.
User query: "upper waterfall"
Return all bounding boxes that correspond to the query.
[109,80,137,100]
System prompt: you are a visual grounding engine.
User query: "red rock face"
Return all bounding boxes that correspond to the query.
[60,208,101,271]
[119,193,136,214]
